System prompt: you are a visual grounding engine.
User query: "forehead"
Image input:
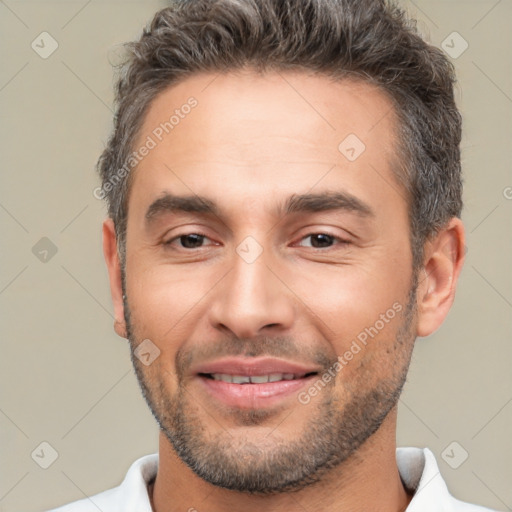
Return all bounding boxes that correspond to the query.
[136,70,397,153]
[129,70,404,216]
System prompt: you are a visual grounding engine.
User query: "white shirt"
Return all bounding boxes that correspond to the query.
[46,447,498,511]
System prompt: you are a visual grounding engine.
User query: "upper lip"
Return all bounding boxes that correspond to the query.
[193,357,321,377]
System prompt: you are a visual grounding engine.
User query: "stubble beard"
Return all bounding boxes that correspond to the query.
[122,271,418,494]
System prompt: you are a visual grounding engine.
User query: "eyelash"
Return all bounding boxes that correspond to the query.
[164,232,350,251]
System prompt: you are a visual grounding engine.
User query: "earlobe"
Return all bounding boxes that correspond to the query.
[416,218,465,338]
[114,319,127,339]
[102,219,128,339]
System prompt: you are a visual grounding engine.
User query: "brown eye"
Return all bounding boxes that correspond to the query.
[165,232,213,249]
[297,233,349,250]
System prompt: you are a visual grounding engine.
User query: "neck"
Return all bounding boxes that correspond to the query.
[150,407,412,512]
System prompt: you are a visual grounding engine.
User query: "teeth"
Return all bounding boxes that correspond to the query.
[210,373,300,384]
[250,375,270,383]
[215,374,233,383]
[231,375,251,384]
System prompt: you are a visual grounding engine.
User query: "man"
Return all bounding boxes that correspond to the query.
[47,0,498,510]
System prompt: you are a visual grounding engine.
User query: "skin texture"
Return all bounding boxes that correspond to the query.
[103,70,466,512]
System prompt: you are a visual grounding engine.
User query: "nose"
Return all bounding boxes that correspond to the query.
[208,246,295,339]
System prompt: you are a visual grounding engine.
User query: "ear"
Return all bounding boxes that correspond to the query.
[416,217,466,338]
[102,219,127,338]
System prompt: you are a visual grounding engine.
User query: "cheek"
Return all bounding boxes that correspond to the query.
[298,264,406,335]
[125,261,215,340]
[293,261,411,379]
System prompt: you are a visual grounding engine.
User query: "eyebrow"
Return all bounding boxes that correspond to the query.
[145,190,374,225]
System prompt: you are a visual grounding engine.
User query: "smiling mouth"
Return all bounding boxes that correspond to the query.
[199,372,318,384]
[195,370,321,409]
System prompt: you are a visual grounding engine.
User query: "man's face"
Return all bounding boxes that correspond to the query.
[121,71,418,493]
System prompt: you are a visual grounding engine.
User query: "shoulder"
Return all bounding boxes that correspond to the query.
[397,447,500,512]
[43,453,158,512]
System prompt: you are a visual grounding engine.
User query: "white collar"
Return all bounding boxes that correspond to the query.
[60,447,494,511]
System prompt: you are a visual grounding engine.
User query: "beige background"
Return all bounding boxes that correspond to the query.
[0,1,511,511]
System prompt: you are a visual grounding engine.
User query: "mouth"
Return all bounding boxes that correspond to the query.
[192,358,322,409]
[196,372,319,409]
[199,371,318,383]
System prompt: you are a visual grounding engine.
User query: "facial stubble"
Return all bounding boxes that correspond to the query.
[122,270,418,495]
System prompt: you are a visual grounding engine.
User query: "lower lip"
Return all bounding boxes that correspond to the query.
[197,375,316,409]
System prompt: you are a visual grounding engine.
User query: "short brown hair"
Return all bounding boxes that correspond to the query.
[97,0,462,269]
